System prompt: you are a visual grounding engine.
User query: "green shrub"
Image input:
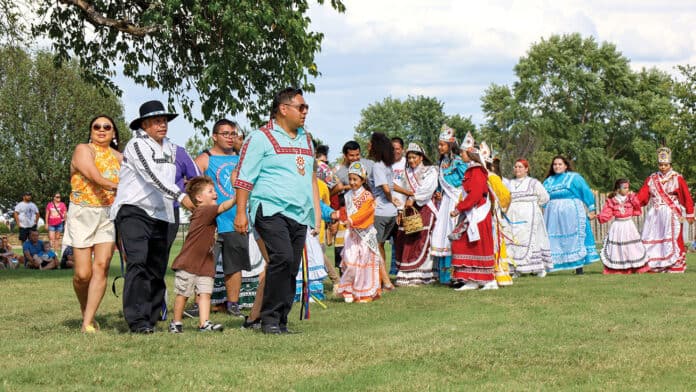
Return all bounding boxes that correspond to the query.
[0,223,9,234]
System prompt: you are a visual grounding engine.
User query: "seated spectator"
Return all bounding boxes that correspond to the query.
[0,235,22,269]
[22,230,44,269]
[60,246,74,269]
[36,242,58,270]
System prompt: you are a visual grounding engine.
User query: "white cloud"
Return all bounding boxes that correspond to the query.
[302,0,696,159]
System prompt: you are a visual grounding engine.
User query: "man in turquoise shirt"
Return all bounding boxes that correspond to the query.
[234,87,320,335]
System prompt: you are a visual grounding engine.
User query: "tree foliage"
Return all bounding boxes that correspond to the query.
[671,65,696,190]
[33,0,346,132]
[0,0,26,45]
[183,132,213,159]
[354,95,475,161]
[0,47,128,210]
[480,33,677,190]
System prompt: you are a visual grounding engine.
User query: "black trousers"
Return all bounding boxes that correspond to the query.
[254,206,307,327]
[166,207,180,251]
[115,205,171,331]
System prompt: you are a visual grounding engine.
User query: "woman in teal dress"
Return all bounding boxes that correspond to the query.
[542,155,599,273]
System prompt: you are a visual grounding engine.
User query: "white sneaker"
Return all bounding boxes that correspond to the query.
[344,296,354,303]
[480,281,499,290]
[537,270,547,278]
[454,282,480,291]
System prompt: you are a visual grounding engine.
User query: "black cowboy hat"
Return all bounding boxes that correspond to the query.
[129,100,179,130]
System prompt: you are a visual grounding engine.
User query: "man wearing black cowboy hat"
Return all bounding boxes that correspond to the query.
[111,100,194,334]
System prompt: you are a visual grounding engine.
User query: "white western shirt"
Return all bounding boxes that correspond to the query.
[110,129,185,223]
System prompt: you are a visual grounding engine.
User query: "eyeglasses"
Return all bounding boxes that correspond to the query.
[54,195,61,198]
[92,123,113,131]
[283,103,309,112]
[215,132,239,138]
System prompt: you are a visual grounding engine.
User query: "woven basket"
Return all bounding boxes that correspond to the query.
[402,206,425,235]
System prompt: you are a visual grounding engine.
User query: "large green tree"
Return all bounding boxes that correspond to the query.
[671,64,696,190]
[0,47,128,211]
[354,95,475,161]
[481,33,676,189]
[33,0,346,131]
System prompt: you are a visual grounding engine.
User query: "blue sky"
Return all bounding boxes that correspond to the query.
[118,0,696,160]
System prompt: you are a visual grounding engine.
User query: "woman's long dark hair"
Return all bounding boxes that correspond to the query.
[607,178,629,199]
[368,132,395,165]
[485,158,502,176]
[88,114,120,151]
[545,155,574,179]
[406,151,433,167]
[438,140,460,165]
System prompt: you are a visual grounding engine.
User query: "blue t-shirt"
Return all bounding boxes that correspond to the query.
[369,161,397,217]
[23,240,44,257]
[205,154,239,233]
[39,250,56,260]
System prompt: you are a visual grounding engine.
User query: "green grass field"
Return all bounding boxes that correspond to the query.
[2,244,696,391]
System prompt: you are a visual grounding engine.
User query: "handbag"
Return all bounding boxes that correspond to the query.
[402,206,425,235]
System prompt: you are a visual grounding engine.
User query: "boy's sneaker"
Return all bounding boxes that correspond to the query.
[241,316,261,331]
[226,302,244,318]
[199,320,224,332]
[183,304,200,319]
[169,322,183,334]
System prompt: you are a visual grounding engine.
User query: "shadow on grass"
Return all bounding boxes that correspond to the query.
[0,263,124,281]
[0,268,75,281]
[61,311,131,334]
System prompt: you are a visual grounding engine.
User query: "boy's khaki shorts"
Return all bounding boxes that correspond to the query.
[174,269,213,297]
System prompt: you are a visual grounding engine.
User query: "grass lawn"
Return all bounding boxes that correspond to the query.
[2,243,696,391]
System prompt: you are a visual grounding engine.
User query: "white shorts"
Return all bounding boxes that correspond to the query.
[62,204,115,248]
[174,269,214,297]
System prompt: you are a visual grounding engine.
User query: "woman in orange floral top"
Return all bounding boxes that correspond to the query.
[63,115,122,333]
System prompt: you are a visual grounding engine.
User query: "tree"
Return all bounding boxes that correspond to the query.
[184,132,213,159]
[0,47,128,211]
[354,95,475,161]
[0,0,26,45]
[672,64,696,190]
[33,0,346,131]
[480,33,676,188]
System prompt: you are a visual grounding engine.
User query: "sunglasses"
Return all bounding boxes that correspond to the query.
[283,103,309,112]
[92,123,113,131]
[54,195,61,198]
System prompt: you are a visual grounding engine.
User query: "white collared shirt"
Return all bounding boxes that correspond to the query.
[110,129,185,223]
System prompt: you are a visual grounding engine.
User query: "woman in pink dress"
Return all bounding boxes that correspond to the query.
[597,179,648,274]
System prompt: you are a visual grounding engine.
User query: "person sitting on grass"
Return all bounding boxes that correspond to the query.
[169,176,236,333]
[36,242,58,270]
[60,246,75,269]
[0,235,23,269]
[22,230,45,269]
